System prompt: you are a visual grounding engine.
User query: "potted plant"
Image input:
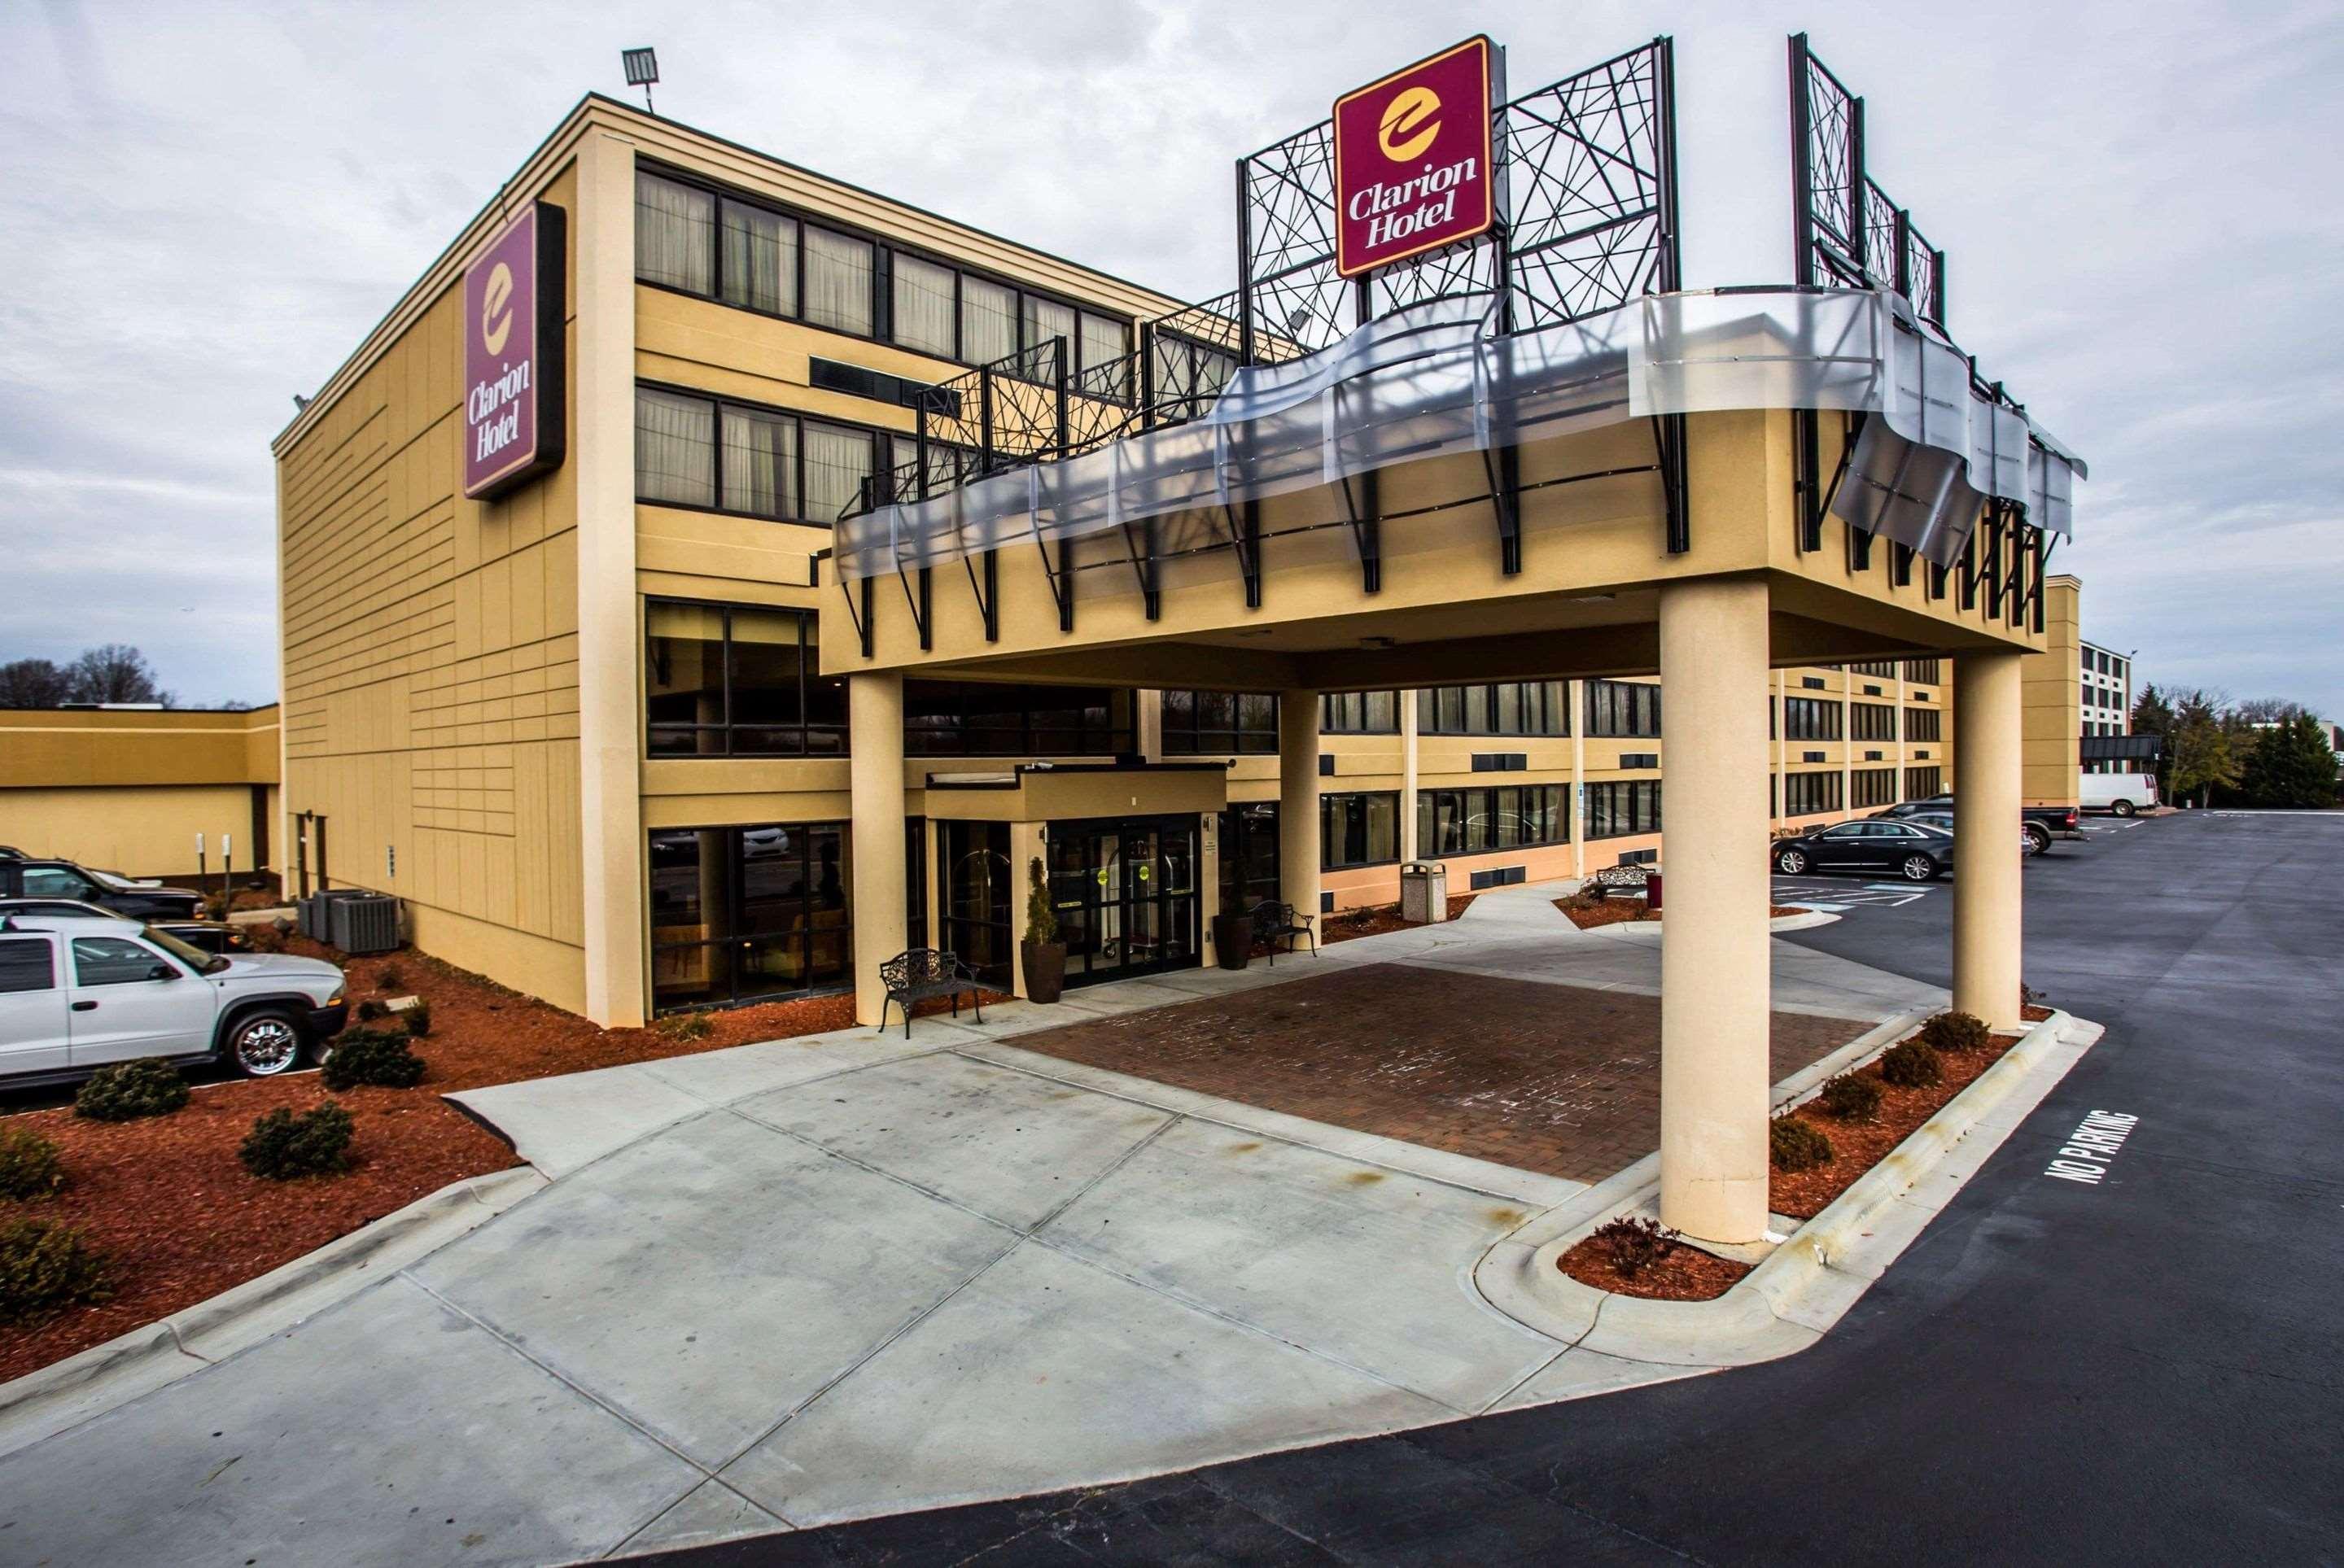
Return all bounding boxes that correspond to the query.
[1211,905,1253,972]
[1020,856,1065,1004]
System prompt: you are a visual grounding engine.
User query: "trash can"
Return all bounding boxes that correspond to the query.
[1646,869,1663,912]
[1211,911,1253,971]
[1401,861,1449,924]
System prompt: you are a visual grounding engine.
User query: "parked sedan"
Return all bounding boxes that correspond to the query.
[0,859,203,921]
[0,898,250,954]
[1773,819,1955,881]
[1888,809,2043,858]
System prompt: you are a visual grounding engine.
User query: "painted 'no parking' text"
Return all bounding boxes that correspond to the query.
[2044,1110,2137,1185]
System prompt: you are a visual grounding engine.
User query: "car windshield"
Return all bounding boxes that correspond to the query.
[145,924,229,975]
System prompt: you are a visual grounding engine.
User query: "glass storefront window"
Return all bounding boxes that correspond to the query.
[649,823,853,1013]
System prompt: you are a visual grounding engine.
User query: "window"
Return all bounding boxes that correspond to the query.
[1021,295,1076,361]
[1905,766,1944,799]
[720,199,797,316]
[1150,333,1238,422]
[1417,682,1568,736]
[1785,697,1843,741]
[1417,784,1568,855]
[1320,792,1399,869]
[0,937,54,993]
[645,601,846,757]
[903,681,1133,756]
[636,385,876,526]
[1585,780,1662,839]
[1852,767,1899,808]
[1783,771,1844,816]
[1320,691,1398,734]
[1801,675,1826,690]
[1585,679,1661,738]
[72,936,170,986]
[891,253,958,358]
[1162,690,1278,754]
[802,225,874,335]
[1851,701,1896,741]
[1904,706,1942,742]
[636,387,717,507]
[961,277,1017,364]
[1904,658,1941,684]
[1850,660,1900,677]
[1079,312,1131,402]
[636,172,715,295]
[1219,802,1280,914]
[649,824,852,1011]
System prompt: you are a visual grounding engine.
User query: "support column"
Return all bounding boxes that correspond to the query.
[1657,577,1773,1244]
[1569,679,1586,880]
[849,672,907,1026]
[1278,690,1321,924]
[1954,651,2023,1029]
[1398,688,1420,864]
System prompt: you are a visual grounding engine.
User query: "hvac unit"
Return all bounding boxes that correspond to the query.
[328,893,404,954]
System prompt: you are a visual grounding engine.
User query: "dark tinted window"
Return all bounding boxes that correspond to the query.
[72,936,166,986]
[0,937,54,993]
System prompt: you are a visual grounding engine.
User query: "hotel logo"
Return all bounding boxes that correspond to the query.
[462,203,567,500]
[1332,37,1498,278]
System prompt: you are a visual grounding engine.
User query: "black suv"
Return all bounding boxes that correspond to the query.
[0,859,203,921]
[1878,795,2075,854]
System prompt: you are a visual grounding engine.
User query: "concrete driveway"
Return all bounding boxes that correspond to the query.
[0,889,1942,1564]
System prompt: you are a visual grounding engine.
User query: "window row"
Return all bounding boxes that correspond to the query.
[1903,659,1942,684]
[1160,690,1279,754]
[1848,660,1900,678]
[1585,780,1663,839]
[1904,706,1942,742]
[1782,697,1842,741]
[1782,770,1844,817]
[905,681,1133,757]
[1851,767,1899,809]
[1417,785,1568,856]
[1585,679,1662,738]
[1417,683,1568,736]
[1323,691,1399,734]
[1905,766,1944,797]
[636,385,877,524]
[1320,792,1401,870]
[638,169,1132,391]
[1852,701,1896,741]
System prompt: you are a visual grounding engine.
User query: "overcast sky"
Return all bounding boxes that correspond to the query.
[2,0,2337,714]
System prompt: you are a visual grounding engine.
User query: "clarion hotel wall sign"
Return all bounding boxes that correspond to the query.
[462,202,567,500]
[1332,37,1499,278]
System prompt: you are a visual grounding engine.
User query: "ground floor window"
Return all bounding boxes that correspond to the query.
[649,823,851,1012]
[937,820,1012,988]
[1585,780,1662,839]
[1320,792,1399,870]
[1218,802,1279,913]
[1904,766,1944,798]
[1852,767,1898,809]
[1417,784,1567,855]
[1783,770,1844,817]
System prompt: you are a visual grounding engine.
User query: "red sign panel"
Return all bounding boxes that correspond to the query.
[1332,37,1498,278]
[462,202,567,500]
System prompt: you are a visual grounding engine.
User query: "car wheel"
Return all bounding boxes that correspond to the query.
[1776,848,1808,875]
[2023,823,2052,854]
[1900,854,1938,882]
[225,1009,305,1077]
[2020,832,2044,858]
[2110,799,2136,818]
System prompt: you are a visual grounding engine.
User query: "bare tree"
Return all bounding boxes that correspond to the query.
[2232,695,2314,725]
[64,644,173,707]
[0,657,74,709]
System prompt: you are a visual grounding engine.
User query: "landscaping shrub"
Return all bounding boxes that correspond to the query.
[0,1128,67,1200]
[319,1028,425,1091]
[0,1220,112,1322]
[73,1058,190,1122]
[355,998,389,1022]
[1590,1216,1677,1279]
[244,921,286,954]
[401,999,432,1038]
[1918,1011,1991,1054]
[376,964,405,991]
[656,1011,712,1042]
[1770,1115,1835,1172]
[1878,1038,1943,1089]
[239,1104,356,1180]
[1817,1071,1883,1121]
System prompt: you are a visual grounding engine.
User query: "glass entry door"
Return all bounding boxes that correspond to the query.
[1047,815,1199,985]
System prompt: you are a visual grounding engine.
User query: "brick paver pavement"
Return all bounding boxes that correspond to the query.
[1013,963,1871,1182]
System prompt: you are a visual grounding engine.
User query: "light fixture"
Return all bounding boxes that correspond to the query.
[622,47,659,115]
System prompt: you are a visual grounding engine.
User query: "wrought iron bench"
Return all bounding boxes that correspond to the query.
[876,948,986,1038]
[1586,864,1655,900]
[1249,900,1317,963]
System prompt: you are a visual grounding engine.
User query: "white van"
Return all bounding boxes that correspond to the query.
[2080,771,2158,817]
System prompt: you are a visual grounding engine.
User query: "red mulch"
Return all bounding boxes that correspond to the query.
[1318,893,1480,945]
[1556,899,1806,930]
[1559,1233,1752,1300]
[0,937,1004,1382]
[1769,1030,2024,1220]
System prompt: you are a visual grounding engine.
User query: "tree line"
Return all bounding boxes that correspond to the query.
[0,645,180,709]
[2131,687,2338,810]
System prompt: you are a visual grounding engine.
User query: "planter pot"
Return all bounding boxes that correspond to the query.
[1021,941,1066,1004]
[1211,913,1253,971]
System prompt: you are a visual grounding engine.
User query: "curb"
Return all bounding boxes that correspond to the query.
[0,1163,545,1461]
[1476,1007,2102,1370]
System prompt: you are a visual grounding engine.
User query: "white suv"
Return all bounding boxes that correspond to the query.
[0,914,349,1085]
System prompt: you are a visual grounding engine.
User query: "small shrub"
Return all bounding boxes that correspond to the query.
[1590,1216,1677,1279]
[1918,1011,1991,1054]
[239,1104,355,1180]
[401,999,432,1038]
[1817,1071,1883,1121]
[1770,1115,1835,1172]
[355,998,389,1022]
[74,1058,190,1122]
[375,964,405,991]
[655,1011,712,1042]
[319,1029,425,1091]
[1878,1038,1943,1089]
[0,1128,67,1200]
[243,922,286,954]
[0,1220,112,1322]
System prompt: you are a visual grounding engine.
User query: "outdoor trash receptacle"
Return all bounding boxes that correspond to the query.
[1401,861,1448,924]
[1211,911,1253,970]
[1646,870,1663,911]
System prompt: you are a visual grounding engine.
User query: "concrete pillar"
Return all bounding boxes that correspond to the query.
[849,672,907,1026]
[1278,690,1321,922]
[1398,688,1420,864]
[1954,651,2024,1029]
[1657,576,1773,1245]
[1568,679,1586,880]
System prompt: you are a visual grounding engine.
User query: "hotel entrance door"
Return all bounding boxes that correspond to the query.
[1047,815,1199,985]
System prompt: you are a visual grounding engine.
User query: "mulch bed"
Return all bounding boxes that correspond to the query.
[0,937,1004,1382]
[1556,899,1805,931]
[1319,892,1480,945]
[1562,999,2056,1301]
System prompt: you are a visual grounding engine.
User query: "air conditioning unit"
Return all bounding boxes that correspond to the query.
[328,893,404,954]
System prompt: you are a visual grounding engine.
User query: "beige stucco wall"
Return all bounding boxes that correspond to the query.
[2020,576,2084,809]
[0,705,282,877]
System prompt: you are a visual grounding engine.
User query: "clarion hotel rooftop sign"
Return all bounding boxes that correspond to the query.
[462,202,567,500]
[1332,37,1499,278]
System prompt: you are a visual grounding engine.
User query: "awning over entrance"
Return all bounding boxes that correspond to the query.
[921,761,1227,823]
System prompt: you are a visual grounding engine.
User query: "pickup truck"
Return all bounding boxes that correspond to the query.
[0,858,203,921]
[0,913,348,1085]
[1876,795,2078,854]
